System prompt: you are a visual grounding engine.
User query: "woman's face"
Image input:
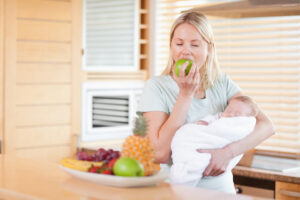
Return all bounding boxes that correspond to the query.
[170,23,209,72]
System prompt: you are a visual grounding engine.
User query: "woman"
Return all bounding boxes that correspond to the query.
[137,12,274,193]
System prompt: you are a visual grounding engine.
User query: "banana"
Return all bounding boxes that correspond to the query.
[61,158,104,172]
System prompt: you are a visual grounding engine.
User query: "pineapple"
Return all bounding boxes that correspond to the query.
[122,113,160,176]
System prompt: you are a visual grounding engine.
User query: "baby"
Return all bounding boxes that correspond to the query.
[170,96,259,186]
[196,95,259,126]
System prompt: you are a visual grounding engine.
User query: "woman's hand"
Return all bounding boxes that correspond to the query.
[172,62,200,98]
[197,145,234,176]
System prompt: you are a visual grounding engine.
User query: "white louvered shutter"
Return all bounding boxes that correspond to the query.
[92,96,130,127]
[83,0,139,71]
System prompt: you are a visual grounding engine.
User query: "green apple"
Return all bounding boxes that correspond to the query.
[113,157,144,177]
[174,59,193,77]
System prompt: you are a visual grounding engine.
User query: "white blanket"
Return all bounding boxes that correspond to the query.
[170,116,256,186]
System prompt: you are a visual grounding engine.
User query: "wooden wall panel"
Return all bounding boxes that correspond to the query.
[17,19,71,42]
[4,0,17,154]
[15,126,71,148]
[71,0,83,155]
[1,0,76,161]
[16,105,70,127]
[15,146,71,163]
[17,42,71,63]
[16,63,71,84]
[16,85,71,105]
[0,0,3,152]
[17,0,71,21]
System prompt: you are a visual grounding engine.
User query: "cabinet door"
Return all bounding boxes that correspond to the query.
[276,181,300,200]
[0,0,3,154]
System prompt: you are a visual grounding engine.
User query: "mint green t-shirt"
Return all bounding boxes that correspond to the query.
[137,73,241,194]
[137,73,240,123]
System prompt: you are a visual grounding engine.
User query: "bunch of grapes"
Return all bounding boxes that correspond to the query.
[77,148,120,163]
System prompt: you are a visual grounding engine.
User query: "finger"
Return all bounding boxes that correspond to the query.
[197,149,211,153]
[203,164,213,177]
[211,169,220,176]
[179,61,188,78]
[194,71,200,88]
[187,62,196,79]
[172,66,179,82]
[213,169,224,176]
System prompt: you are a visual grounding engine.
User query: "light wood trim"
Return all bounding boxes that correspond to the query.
[15,125,71,148]
[0,0,3,153]
[223,69,300,75]
[71,0,82,156]
[215,33,300,41]
[232,76,299,82]
[221,62,300,68]
[243,90,300,98]
[186,1,300,18]
[238,83,298,90]
[17,0,72,21]
[15,146,71,163]
[17,19,71,42]
[276,181,300,200]
[216,41,300,47]
[16,105,70,127]
[253,98,299,104]
[211,18,300,27]
[4,0,17,154]
[217,48,300,54]
[16,84,71,105]
[17,41,71,63]
[83,70,147,81]
[16,63,71,84]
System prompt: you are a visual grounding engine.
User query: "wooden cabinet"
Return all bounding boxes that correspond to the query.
[276,181,300,200]
[1,0,151,162]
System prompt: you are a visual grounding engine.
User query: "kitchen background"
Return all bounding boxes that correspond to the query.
[0,0,299,167]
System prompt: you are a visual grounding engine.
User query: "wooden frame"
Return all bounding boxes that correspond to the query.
[0,0,3,153]
[71,0,82,155]
[4,0,17,154]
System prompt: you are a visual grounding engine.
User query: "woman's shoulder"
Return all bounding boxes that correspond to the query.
[211,72,229,87]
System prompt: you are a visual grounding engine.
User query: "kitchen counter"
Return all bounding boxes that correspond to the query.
[0,155,265,200]
[233,165,300,184]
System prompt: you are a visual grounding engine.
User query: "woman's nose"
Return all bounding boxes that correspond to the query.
[182,44,191,55]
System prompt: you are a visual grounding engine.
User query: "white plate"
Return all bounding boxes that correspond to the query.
[60,165,169,187]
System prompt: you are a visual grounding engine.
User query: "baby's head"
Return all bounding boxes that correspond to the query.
[222,96,259,118]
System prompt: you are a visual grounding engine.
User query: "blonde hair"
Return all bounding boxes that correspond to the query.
[230,96,260,117]
[161,12,221,89]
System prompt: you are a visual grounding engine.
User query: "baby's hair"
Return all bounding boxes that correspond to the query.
[230,96,259,117]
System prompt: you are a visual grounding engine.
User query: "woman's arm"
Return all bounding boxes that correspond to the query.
[144,62,200,163]
[144,94,192,163]
[197,92,275,176]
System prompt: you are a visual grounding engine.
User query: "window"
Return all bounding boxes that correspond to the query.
[82,0,139,71]
[155,0,300,156]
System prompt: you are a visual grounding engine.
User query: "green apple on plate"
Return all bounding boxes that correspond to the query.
[113,157,144,177]
[174,59,193,77]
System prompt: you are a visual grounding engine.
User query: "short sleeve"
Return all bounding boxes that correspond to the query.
[137,79,168,113]
[222,73,241,99]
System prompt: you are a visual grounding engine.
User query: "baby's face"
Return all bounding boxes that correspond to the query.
[222,100,252,118]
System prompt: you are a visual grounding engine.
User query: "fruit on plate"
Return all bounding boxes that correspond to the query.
[121,113,160,176]
[89,165,113,175]
[61,157,103,172]
[77,148,120,163]
[107,158,118,169]
[113,157,144,177]
[174,59,193,77]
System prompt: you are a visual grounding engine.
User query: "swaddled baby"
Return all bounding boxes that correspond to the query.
[170,96,259,186]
